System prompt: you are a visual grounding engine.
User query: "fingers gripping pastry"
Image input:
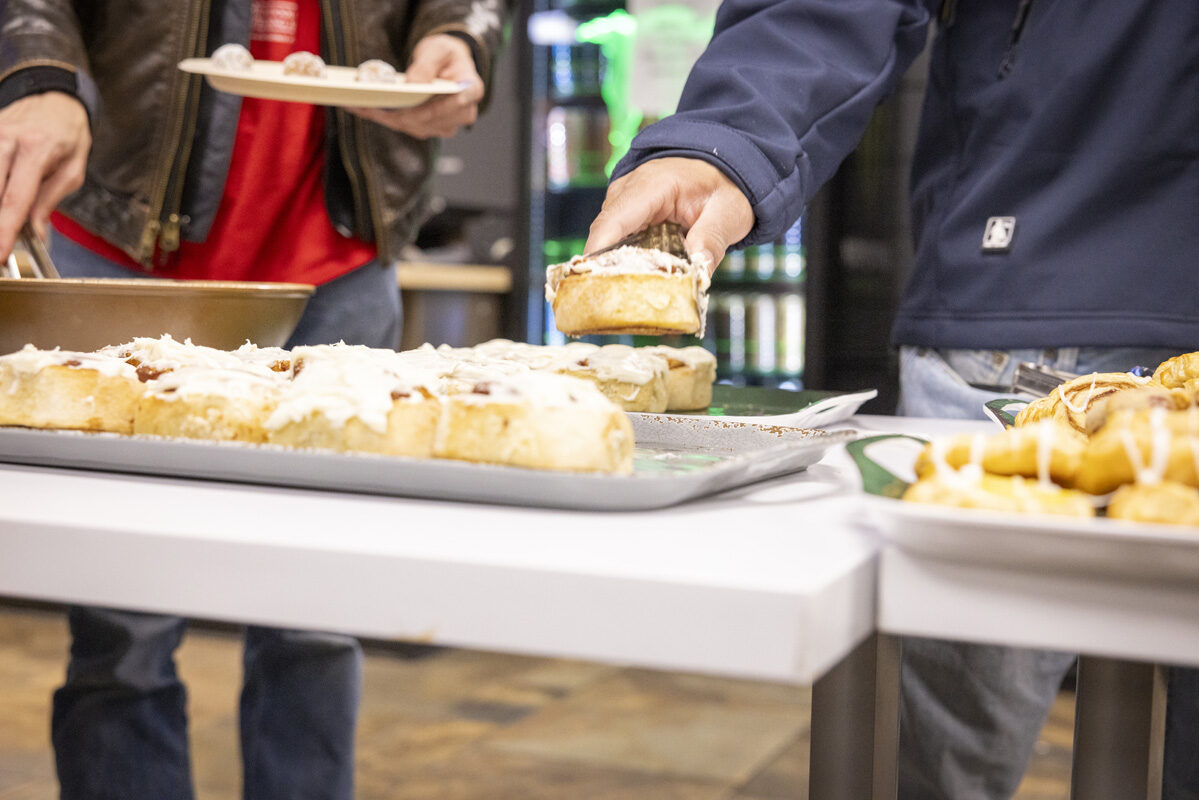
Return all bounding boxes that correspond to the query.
[1106,481,1199,527]
[1074,408,1199,495]
[903,472,1095,518]
[434,373,634,474]
[265,347,440,457]
[133,367,284,443]
[1013,372,1153,433]
[0,346,143,433]
[639,345,717,411]
[553,343,669,413]
[546,246,711,337]
[1153,352,1199,390]
[913,420,1087,486]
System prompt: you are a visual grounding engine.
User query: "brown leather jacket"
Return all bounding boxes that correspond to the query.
[0,0,506,266]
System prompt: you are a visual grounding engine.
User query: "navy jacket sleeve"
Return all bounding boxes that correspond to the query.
[613,0,935,246]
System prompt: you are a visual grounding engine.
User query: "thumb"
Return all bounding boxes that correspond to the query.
[684,191,753,272]
[406,44,448,84]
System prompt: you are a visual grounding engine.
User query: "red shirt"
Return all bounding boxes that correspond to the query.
[54,0,377,285]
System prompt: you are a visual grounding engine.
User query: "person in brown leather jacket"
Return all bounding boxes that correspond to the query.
[0,2,507,799]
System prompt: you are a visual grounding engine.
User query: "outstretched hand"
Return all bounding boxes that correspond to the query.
[346,34,484,139]
[585,157,754,273]
[0,92,91,259]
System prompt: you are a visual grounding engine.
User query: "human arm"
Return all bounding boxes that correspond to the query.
[586,0,936,263]
[0,0,95,257]
[348,0,510,139]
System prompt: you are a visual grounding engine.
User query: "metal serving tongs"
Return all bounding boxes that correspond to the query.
[581,221,689,260]
[5,223,61,280]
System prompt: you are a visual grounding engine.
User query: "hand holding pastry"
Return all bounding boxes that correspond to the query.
[585,157,754,272]
[346,34,483,139]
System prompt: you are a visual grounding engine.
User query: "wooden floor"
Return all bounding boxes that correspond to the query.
[0,603,1071,799]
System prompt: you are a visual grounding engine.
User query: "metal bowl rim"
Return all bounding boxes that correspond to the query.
[0,277,315,297]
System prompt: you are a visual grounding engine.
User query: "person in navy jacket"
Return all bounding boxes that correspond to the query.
[587,1,1199,797]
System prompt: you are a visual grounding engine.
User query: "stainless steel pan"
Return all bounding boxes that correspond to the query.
[0,277,314,352]
[0,225,314,352]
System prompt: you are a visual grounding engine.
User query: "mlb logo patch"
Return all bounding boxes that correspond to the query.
[982,217,1016,252]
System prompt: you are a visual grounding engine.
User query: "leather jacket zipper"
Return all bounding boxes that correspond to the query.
[998,0,1035,78]
[322,0,382,247]
[141,0,210,264]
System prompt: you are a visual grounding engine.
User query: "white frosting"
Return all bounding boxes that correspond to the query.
[0,344,138,380]
[1057,374,1099,414]
[544,245,711,336]
[1117,407,1172,486]
[103,335,263,375]
[1034,422,1055,488]
[211,43,253,71]
[456,372,615,409]
[146,366,283,401]
[641,345,716,370]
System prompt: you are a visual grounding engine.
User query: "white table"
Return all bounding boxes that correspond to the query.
[0,416,908,798]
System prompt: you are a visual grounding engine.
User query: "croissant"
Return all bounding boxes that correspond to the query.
[1074,410,1199,495]
[914,420,1086,486]
[1014,372,1155,433]
[1106,480,1199,526]
[1152,351,1199,390]
[903,472,1094,517]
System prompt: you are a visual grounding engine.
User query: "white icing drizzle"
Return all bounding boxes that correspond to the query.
[1034,422,1055,487]
[1117,407,1171,485]
[457,372,616,409]
[1057,374,1098,414]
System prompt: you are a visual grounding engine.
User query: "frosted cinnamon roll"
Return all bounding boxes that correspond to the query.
[0,345,143,433]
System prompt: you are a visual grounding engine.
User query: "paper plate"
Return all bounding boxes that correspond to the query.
[178,58,462,108]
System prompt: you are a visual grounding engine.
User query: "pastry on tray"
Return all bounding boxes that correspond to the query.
[133,366,285,443]
[545,246,711,337]
[433,372,635,474]
[1073,408,1199,495]
[265,345,441,457]
[1153,351,1199,390]
[1106,480,1199,526]
[1014,371,1155,433]
[902,471,1095,518]
[913,420,1087,486]
[639,345,717,411]
[0,345,143,433]
[553,343,669,413]
[1082,383,1191,435]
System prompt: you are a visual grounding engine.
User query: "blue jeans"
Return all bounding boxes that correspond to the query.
[48,232,401,800]
[896,346,1198,800]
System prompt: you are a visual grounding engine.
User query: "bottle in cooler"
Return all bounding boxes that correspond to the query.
[780,218,804,282]
[713,292,746,377]
[754,243,776,282]
[745,292,776,378]
[777,292,805,379]
[723,248,746,280]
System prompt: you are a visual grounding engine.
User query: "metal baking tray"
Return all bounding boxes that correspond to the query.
[0,418,856,511]
[632,386,877,430]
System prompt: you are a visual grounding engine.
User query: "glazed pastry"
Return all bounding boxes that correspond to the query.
[354,59,398,83]
[1074,408,1199,494]
[0,345,143,433]
[913,420,1087,486]
[1013,371,1153,433]
[433,372,635,474]
[133,366,284,443]
[1106,480,1199,526]
[266,346,440,457]
[211,43,254,72]
[546,246,711,337]
[1083,384,1190,435]
[282,51,326,78]
[639,345,717,411]
[1152,351,1199,390]
[903,471,1095,518]
[553,343,670,413]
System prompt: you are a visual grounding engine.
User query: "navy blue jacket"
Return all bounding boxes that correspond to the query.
[613,0,1199,350]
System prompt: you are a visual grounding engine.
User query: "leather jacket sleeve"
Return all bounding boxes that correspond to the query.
[405,0,511,105]
[0,0,90,83]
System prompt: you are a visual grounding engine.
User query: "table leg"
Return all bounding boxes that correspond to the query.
[809,632,901,800]
[1071,656,1167,800]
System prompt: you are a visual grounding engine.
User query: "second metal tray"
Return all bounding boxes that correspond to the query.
[0,418,856,511]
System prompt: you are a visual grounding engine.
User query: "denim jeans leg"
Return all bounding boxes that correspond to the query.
[896,347,1075,800]
[52,608,193,800]
[240,627,362,800]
